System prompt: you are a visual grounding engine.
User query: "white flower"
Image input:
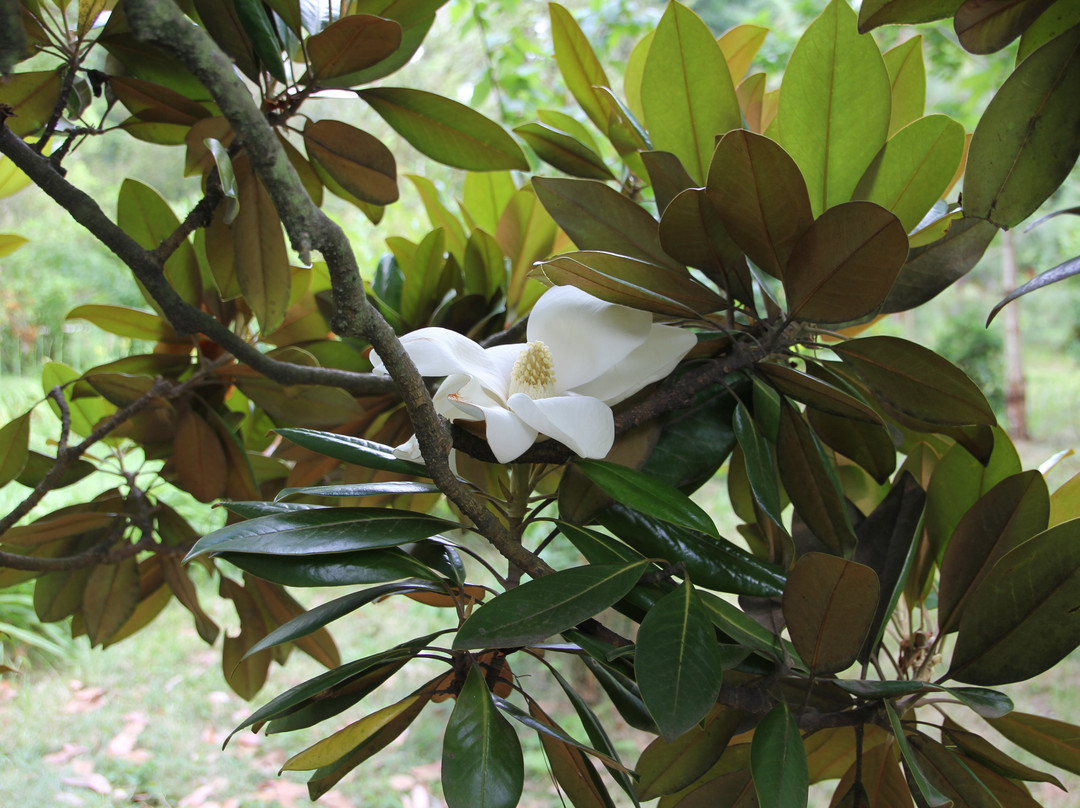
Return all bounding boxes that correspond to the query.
[371,286,696,464]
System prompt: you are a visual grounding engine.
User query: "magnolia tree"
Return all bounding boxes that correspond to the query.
[3,0,1080,805]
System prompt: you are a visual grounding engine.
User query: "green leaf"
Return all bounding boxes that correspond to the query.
[887,216,999,314]
[706,129,814,280]
[782,553,879,674]
[41,361,115,439]
[495,696,628,771]
[358,88,528,171]
[949,518,1080,685]
[832,335,997,426]
[0,412,31,489]
[599,505,786,597]
[234,0,287,82]
[884,701,952,807]
[636,582,723,741]
[985,711,1080,775]
[65,304,174,341]
[784,201,909,324]
[219,548,439,587]
[777,0,891,215]
[718,24,769,85]
[283,692,426,771]
[733,403,784,526]
[575,459,719,538]
[883,36,926,136]
[635,705,741,800]
[452,562,649,650]
[857,0,964,32]
[549,2,614,133]
[275,481,440,501]
[941,718,1065,789]
[656,188,748,292]
[987,252,1080,325]
[231,162,291,332]
[641,2,741,182]
[15,450,95,490]
[185,507,455,559]
[751,702,808,808]
[964,25,1080,227]
[1018,0,1080,60]
[938,470,1049,633]
[116,178,202,307]
[532,177,677,269]
[306,14,402,86]
[275,428,428,476]
[853,114,965,233]
[758,363,883,424]
[0,69,63,137]
[442,666,524,808]
[514,123,615,180]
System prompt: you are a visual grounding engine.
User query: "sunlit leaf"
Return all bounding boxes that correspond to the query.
[0,69,62,136]
[718,24,768,85]
[883,35,926,136]
[275,428,428,476]
[641,1,741,182]
[549,2,614,133]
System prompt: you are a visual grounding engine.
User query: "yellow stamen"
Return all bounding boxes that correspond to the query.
[508,341,556,399]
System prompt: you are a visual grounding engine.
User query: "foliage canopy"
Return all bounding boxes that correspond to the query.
[3,0,1080,805]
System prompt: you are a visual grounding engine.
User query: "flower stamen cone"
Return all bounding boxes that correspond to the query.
[508,341,557,399]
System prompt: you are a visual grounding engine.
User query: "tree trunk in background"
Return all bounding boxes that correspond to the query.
[1002,229,1029,440]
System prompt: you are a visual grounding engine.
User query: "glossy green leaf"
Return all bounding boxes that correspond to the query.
[234,0,287,81]
[0,411,31,489]
[949,518,1080,685]
[985,711,1080,775]
[782,553,879,674]
[964,24,1080,227]
[304,118,398,205]
[186,507,454,559]
[116,178,201,307]
[939,471,1049,633]
[532,177,677,269]
[575,459,719,538]
[858,0,964,32]
[883,217,998,313]
[549,2,614,133]
[833,335,996,426]
[533,251,722,318]
[778,0,891,215]
[358,88,528,171]
[453,562,648,650]
[784,201,909,324]
[641,1,741,182]
[854,115,965,233]
[751,702,808,808]
[733,403,784,526]
[275,428,428,476]
[883,36,926,136]
[706,129,813,279]
[635,705,741,800]
[443,666,524,808]
[955,0,1056,54]
[636,582,723,741]
[275,481,439,501]
[306,14,402,85]
[219,547,439,587]
[514,122,615,180]
[599,505,786,598]
[776,402,858,557]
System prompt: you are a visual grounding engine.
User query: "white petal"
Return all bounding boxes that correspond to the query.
[572,324,697,405]
[448,398,537,463]
[527,286,652,390]
[392,434,423,462]
[509,393,614,459]
[370,328,506,395]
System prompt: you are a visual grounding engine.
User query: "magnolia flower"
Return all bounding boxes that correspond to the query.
[371,285,696,464]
